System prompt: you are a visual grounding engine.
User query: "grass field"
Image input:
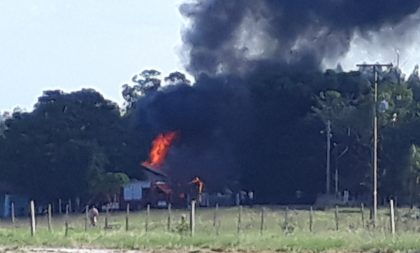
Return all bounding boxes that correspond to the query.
[1,205,420,252]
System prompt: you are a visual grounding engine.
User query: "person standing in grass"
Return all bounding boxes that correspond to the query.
[88,205,99,226]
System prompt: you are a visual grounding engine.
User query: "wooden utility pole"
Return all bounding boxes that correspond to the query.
[326,120,331,195]
[356,63,393,228]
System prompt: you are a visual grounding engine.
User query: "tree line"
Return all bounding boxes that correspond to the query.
[1,67,420,205]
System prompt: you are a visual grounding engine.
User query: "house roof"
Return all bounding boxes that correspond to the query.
[142,164,168,178]
[155,183,172,195]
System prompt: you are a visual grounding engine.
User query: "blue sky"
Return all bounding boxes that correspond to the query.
[0,0,185,111]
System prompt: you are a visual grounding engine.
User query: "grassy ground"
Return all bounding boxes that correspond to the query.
[1,206,420,252]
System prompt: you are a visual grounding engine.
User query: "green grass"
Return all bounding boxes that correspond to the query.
[1,206,420,252]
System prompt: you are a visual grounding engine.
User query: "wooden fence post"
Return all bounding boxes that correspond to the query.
[237,205,242,234]
[11,202,15,225]
[389,199,395,236]
[58,199,62,215]
[334,205,339,231]
[145,204,150,232]
[48,204,52,232]
[84,205,89,231]
[260,207,265,235]
[125,203,130,231]
[283,206,289,232]
[64,205,69,237]
[216,219,221,236]
[360,203,365,229]
[30,200,36,236]
[75,197,80,212]
[309,206,313,232]
[104,206,109,230]
[190,200,196,236]
[395,202,401,231]
[167,203,172,231]
[213,203,219,228]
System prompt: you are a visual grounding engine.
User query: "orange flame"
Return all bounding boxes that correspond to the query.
[142,131,177,169]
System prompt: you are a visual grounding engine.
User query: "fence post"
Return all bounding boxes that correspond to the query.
[125,203,130,231]
[145,204,150,232]
[190,200,196,236]
[48,204,52,232]
[104,206,109,230]
[237,205,242,234]
[213,203,219,228]
[260,207,265,235]
[360,203,365,229]
[84,205,89,231]
[75,197,80,212]
[167,203,172,231]
[283,206,289,232]
[334,205,339,231]
[11,202,15,225]
[309,206,313,232]
[395,202,401,231]
[30,200,36,236]
[64,205,69,237]
[58,199,62,215]
[216,219,221,236]
[389,199,395,236]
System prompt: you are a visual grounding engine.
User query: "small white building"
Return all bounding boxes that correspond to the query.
[123,180,151,202]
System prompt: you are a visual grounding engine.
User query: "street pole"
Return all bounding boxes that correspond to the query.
[326,120,331,195]
[335,146,349,196]
[356,63,393,228]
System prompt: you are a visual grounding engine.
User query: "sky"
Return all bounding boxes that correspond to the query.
[1,1,420,112]
[0,0,185,111]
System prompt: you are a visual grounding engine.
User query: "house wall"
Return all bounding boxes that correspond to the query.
[123,181,151,201]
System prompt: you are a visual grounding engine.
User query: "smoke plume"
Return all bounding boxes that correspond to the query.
[180,0,420,76]
[136,0,420,200]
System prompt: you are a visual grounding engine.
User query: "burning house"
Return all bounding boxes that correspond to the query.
[123,131,194,208]
[121,166,171,209]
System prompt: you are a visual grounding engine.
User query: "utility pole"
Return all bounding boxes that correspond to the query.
[326,120,331,195]
[356,63,393,228]
[335,146,349,196]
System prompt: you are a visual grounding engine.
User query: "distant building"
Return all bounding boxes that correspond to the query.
[121,166,172,209]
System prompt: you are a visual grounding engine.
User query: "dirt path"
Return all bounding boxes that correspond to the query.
[2,248,221,253]
[2,248,144,253]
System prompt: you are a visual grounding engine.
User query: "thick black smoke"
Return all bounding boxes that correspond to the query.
[180,0,420,76]
[136,75,255,192]
[136,1,420,201]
